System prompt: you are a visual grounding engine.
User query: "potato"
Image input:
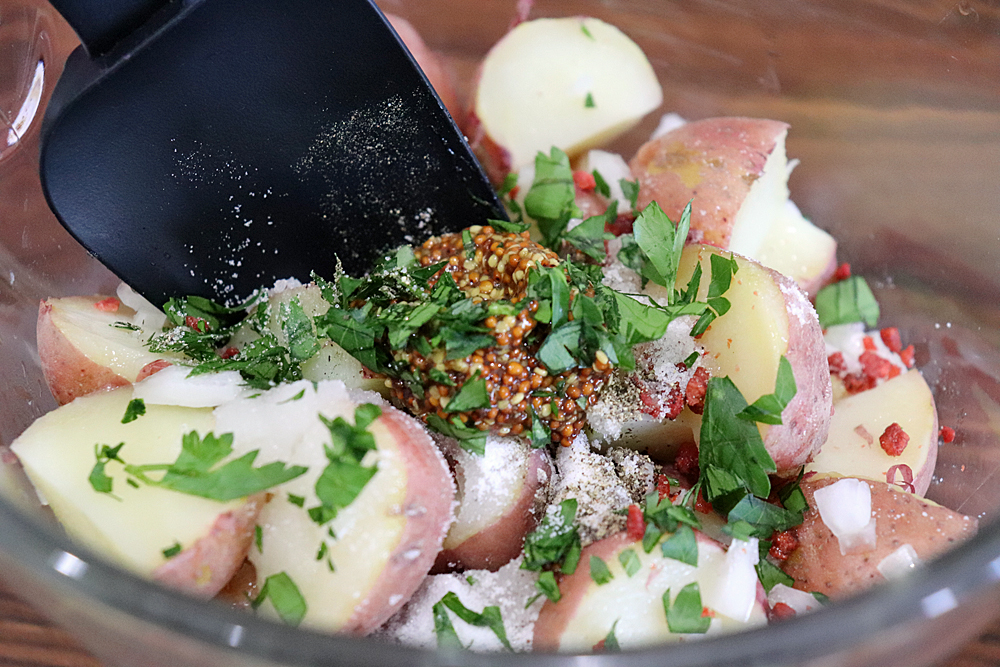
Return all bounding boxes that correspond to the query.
[669,245,833,474]
[533,530,766,651]
[434,436,552,573]
[782,476,977,598]
[807,370,939,496]
[216,381,454,634]
[630,118,837,296]
[469,17,662,181]
[9,386,258,596]
[37,295,182,404]
[385,14,463,126]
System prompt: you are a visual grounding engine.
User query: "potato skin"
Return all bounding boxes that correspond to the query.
[37,298,131,404]
[630,117,788,247]
[782,477,978,598]
[153,493,267,598]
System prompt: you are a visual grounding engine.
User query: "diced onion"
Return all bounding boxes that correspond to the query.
[767,583,820,616]
[132,365,249,407]
[813,478,877,555]
[703,537,759,623]
[116,282,167,331]
[877,544,921,580]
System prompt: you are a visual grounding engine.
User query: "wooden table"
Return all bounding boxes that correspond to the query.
[1,581,999,667]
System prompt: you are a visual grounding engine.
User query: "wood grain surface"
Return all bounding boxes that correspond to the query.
[0,578,997,667]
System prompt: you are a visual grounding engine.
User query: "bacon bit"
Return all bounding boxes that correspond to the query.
[940,426,956,443]
[862,336,877,352]
[592,638,607,652]
[898,344,916,368]
[685,367,709,415]
[827,352,846,375]
[701,607,716,618]
[859,350,891,380]
[769,530,799,561]
[694,489,713,514]
[605,213,634,237]
[663,383,685,420]
[572,170,597,191]
[508,185,520,199]
[626,504,646,541]
[768,602,797,621]
[674,442,700,479]
[880,422,909,456]
[184,315,208,333]
[833,262,852,282]
[94,297,120,313]
[136,359,171,382]
[888,365,901,379]
[886,463,915,493]
[220,347,240,360]
[853,424,874,445]
[880,327,902,353]
[656,474,672,501]
[843,371,876,394]
[637,386,662,419]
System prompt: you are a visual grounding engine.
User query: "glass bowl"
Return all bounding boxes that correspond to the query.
[2,0,1000,665]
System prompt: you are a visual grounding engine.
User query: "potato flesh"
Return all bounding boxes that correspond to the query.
[475,17,662,170]
[725,131,788,259]
[808,370,937,495]
[9,387,229,575]
[215,381,409,631]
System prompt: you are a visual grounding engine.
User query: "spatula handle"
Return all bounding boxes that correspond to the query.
[48,0,169,56]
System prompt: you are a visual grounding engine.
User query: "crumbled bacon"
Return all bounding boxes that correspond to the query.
[685,367,709,415]
[656,474,672,501]
[880,422,909,456]
[626,504,646,541]
[888,365,901,379]
[185,315,208,332]
[862,336,877,352]
[769,529,799,561]
[674,442,700,480]
[940,426,956,443]
[880,327,902,353]
[605,213,634,237]
[694,488,713,514]
[572,170,597,191]
[898,344,916,368]
[827,352,847,375]
[94,297,120,313]
[833,262,852,282]
[859,350,892,380]
[663,383,685,420]
[843,372,876,394]
[221,347,240,360]
[592,638,607,652]
[768,602,797,621]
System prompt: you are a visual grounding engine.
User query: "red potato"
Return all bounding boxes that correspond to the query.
[37,295,181,404]
[630,118,837,297]
[807,370,939,496]
[782,476,978,598]
[469,16,662,182]
[533,529,767,651]
[9,386,255,596]
[663,245,832,474]
[217,381,455,634]
[385,14,463,127]
[434,437,552,573]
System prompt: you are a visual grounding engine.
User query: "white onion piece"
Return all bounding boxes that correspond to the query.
[650,112,687,139]
[877,544,921,580]
[116,282,167,331]
[813,478,877,555]
[577,149,635,211]
[132,365,249,407]
[702,537,759,623]
[767,583,820,616]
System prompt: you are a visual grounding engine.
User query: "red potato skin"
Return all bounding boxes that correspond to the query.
[37,298,131,405]
[466,108,513,185]
[630,118,789,248]
[782,477,978,599]
[433,448,551,573]
[763,266,833,473]
[385,14,463,128]
[343,406,456,635]
[153,493,267,598]
[533,531,635,650]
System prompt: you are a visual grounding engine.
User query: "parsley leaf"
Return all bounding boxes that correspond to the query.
[660,524,699,566]
[815,275,880,328]
[433,599,464,649]
[602,620,621,651]
[310,404,382,523]
[89,443,125,495]
[162,542,182,559]
[726,494,803,539]
[563,212,614,261]
[437,592,513,651]
[279,297,320,362]
[592,169,611,198]
[619,178,639,210]
[589,555,614,585]
[489,218,530,234]
[737,356,797,425]
[618,548,642,577]
[664,582,711,634]
[522,499,581,572]
[121,399,146,424]
[756,557,794,593]
[524,148,583,248]
[252,572,307,627]
[584,92,596,108]
[445,372,490,413]
[632,201,691,293]
[535,571,561,602]
[424,414,487,455]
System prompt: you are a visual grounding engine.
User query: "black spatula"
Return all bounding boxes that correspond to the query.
[41,0,504,307]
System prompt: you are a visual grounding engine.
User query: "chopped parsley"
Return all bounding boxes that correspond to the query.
[309,404,382,525]
[814,275,879,328]
[434,592,513,651]
[618,548,642,577]
[121,398,146,424]
[589,555,614,585]
[663,582,711,634]
[255,525,263,553]
[602,619,621,651]
[161,542,182,559]
[584,92,596,108]
[524,147,583,247]
[521,499,582,573]
[660,524,699,567]
[252,572,307,627]
[535,571,561,603]
[737,355,796,425]
[756,556,794,593]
